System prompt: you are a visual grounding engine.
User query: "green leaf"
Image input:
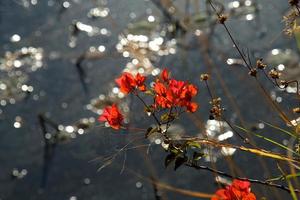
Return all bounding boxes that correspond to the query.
[235,125,298,155]
[187,141,201,149]
[287,179,298,200]
[144,90,155,96]
[160,113,170,122]
[193,152,204,161]
[145,127,159,138]
[262,121,296,138]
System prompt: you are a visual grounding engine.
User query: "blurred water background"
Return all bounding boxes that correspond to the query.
[0,0,298,199]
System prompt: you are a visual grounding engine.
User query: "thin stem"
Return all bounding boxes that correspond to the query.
[222,24,252,70]
[208,0,251,71]
[165,107,174,131]
[255,77,291,125]
[296,5,300,15]
[204,79,249,143]
[222,117,247,142]
[135,92,161,126]
[262,69,277,87]
[204,80,214,101]
[186,162,300,193]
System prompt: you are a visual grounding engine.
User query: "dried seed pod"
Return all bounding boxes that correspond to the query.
[218,15,228,24]
[248,68,257,77]
[293,107,300,113]
[283,9,299,36]
[269,69,281,79]
[210,106,223,119]
[210,98,221,105]
[200,73,210,81]
[289,0,299,6]
[256,59,267,70]
[280,80,288,88]
[209,98,223,118]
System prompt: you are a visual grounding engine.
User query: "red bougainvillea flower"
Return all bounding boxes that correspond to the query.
[98,104,124,130]
[185,102,198,112]
[153,70,199,112]
[115,72,146,94]
[153,81,171,108]
[161,68,170,82]
[135,73,147,92]
[115,72,136,94]
[211,179,256,200]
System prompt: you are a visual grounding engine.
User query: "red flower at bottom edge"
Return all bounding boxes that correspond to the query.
[211,180,256,200]
[211,189,230,200]
[98,104,124,130]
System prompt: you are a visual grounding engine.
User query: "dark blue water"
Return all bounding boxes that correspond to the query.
[0,0,297,199]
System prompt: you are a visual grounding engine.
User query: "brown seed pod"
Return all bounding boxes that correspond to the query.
[293,107,300,113]
[289,0,299,6]
[200,73,210,81]
[280,80,288,88]
[218,15,228,24]
[256,59,267,70]
[269,69,281,79]
[248,68,257,77]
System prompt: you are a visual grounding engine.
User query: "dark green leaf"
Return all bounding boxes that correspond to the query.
[187,141,201,149]
[193,152,204,161]
[145,127,159,138]
[144,90,155,96]
[174,156,187,171]
[164,153,176,168]
[160,113,170,122]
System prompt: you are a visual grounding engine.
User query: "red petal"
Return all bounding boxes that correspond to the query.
[161,68,169,81]
[186,102,198,112]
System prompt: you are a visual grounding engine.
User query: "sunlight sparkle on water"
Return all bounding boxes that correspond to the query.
[245,0,252,6]
[228,1,240,8]
[10,34,21,43]
[246,14,254,21]
[277,64,285,71]
[148,15,155,22]
[13,117,22,129]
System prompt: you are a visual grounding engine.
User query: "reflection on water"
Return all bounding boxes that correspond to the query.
[148,123,185,146]
[11,168,28,179]
[0,47,43,72]
[0,46,43,106]
[87,7,109,19]
[10,34,21,43]
[69,21,111,48]
[201,120,236,162]
[266,48,300,93]
[227,0,258,21]
[0,71,31,106]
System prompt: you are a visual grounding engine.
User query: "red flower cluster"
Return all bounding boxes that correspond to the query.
[98,104,124,130]
[115,72,146,94]
[212,179,256,200]
[153,69,198,112]
[100,69,199,129]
